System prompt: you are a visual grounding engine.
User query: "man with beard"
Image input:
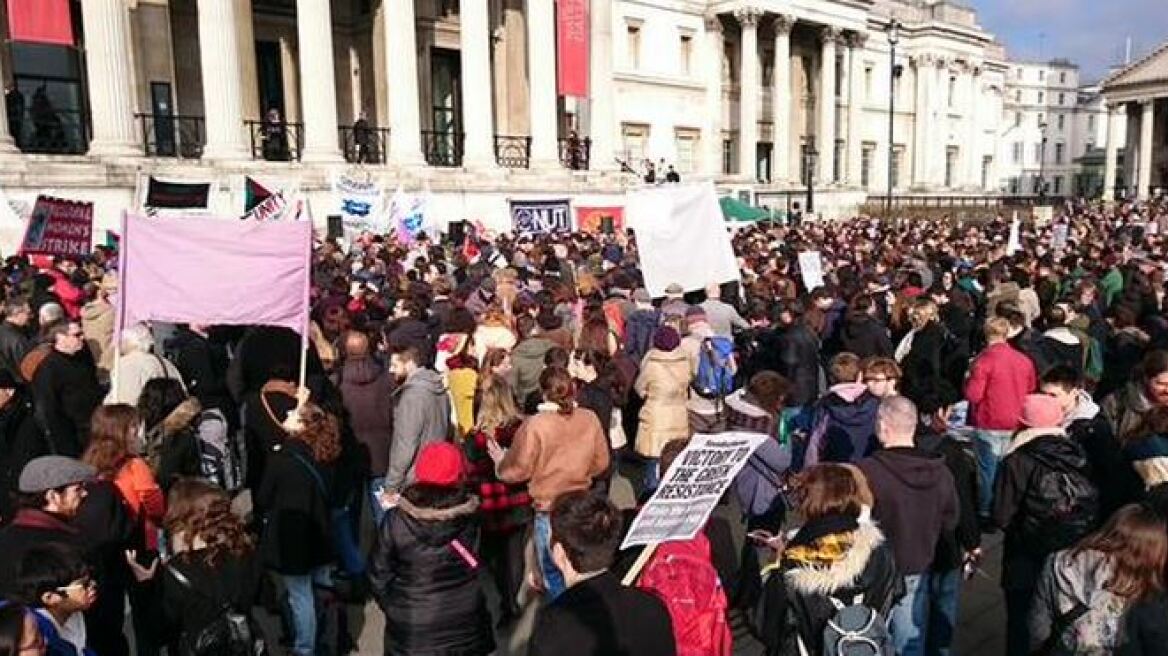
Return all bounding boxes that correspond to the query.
[29,321,101,457]
[381,344,450,503]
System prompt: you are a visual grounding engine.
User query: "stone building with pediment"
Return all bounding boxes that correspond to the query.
[1101,40,1168,200]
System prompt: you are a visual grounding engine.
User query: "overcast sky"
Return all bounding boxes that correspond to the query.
[971,0,1166,82]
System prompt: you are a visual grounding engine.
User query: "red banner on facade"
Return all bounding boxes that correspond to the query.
[576,206,624,234]
[6,0,74,46]
[20,196,93,258]
[556,0,590,98]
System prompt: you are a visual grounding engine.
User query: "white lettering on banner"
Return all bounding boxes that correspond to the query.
[621,432,767,550]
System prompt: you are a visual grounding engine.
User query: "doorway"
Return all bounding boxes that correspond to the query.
[429,48,462,165]
[255,41,284,119]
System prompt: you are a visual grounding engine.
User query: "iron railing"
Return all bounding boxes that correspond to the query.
[558,136,590,170]
[245,119,303,162]
[10,107,89,155]
[422,129,464,167]
[494,135,531,169]
[135,113,204,158]
[339,124,389,164]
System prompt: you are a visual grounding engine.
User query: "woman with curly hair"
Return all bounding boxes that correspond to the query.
[256,402,341,656]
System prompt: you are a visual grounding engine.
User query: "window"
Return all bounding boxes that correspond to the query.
[679,34,694,76]
[1039,70,1045,82]
[861,142,875,188]
[626,22,642,69]
[621,123,648,163]
[1057,114,1065,131]
[1053,176,1063,194]
[948,76,957,108]
[1016,67,1023,79]
[981,155,992,190]
[675,129,699,174]
[1037,91,1044,104]
[944,146,959,187]
[1058,92,1065,105]
[1055,142,1065,164]
[1059,71,1066,84]
[1012,141,1023,164]
[1033,143,1041,164]
[864,65,873,100]
[891,146,904,189]
[722,135,736,175]
[1015,90,1022,102]
[833,139,844,183]
[1087,114,1096,132]
[1038,113,1045,127]
[1009,177,1021,194]
[724,42,736,82]
[1014,112,1022,127]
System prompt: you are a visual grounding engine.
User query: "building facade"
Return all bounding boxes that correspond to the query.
[1102,40,1168,201]
[0,0,1108,235]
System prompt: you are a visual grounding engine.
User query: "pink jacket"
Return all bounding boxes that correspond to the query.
[964,342,1037,430]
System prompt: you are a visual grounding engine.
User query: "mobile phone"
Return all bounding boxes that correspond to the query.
[747,530,774,544]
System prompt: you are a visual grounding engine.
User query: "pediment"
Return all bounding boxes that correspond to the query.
[1104,40,1168,91]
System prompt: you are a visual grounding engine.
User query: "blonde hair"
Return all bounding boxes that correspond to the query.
[475,374,521,431]
[985,316,1011,341]
[909,298,938,329]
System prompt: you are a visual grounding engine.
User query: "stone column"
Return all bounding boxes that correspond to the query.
[846,32,866,186]
[196,0,250,159]
[588,0,617,170]
[703,15,725,177]
[1138,99,1155,199]
[911,54,931,187]
[83,0,140,156]
[817,26,840,184]
[771,14,793,184]
[297,0,342,162]
[459,0,495,168]
[237,0,260,121]
[1103,103,1122,200]
[387,0,424,166]
[527,0,559,167]
[735,8,761,180]
[964,64,981,188]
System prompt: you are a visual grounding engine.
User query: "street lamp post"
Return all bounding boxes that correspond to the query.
[1037,120,1049,197]
[885,19,901,219]
[803,144,819,214]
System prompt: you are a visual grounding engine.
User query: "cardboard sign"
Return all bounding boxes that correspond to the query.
[577,206,625,234]
[511,199,571,234]
[798,251,825,291]
[20,196,92,257]
[621,432,767,550]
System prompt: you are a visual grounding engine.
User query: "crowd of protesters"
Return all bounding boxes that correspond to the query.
[0,197,1168,656]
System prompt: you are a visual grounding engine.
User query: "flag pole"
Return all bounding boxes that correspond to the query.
[110,211,129,401]
[296,217,312,408]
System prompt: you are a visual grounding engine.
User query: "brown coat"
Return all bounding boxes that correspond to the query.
[634,348,692,458]
[81,299,115,379]
[497,406,610,511]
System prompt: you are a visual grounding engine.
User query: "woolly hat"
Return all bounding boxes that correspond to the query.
[652,326,681,352]
[1020,394,1063,429]
[415,442,466,488]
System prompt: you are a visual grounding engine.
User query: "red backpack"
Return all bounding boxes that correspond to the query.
[637,533,733,656]
[602,298,627,343]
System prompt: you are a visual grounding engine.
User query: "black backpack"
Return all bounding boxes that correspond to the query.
[168,566,267,656]
[1018,447,1100,554]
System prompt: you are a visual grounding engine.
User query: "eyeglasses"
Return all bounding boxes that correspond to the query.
[866,377,898,383]
[56,577,96,594]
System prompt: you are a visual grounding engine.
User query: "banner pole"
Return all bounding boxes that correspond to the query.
[621,542,658,586]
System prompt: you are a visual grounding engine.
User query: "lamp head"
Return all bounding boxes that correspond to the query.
[887,18,901,45]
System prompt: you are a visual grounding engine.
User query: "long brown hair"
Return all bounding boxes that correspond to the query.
[793,464,874,521]
[164,478,253,566]
[82,404,140,477]
[288,403,342,463]
[1071,503,1168,604]
[540,366,576,415]
[475,374,521,431]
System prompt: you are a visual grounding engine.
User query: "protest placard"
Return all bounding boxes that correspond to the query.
[333,172,387,233]
[510,199,572,234]
[621,432,767,550]
[576,206,624,234]
[19,196,93,258]
[798,251,825,291]
[1052,223,1069,250]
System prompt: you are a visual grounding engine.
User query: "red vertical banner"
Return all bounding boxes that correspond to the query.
[556,0,590,98]
[6,0,74,46]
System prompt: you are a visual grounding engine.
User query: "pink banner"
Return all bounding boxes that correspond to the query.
[116,213,311,336]
[20,196,93,258]
[556,0,590,98]
[6,0,74,45]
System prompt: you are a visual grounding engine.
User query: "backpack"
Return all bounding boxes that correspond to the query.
[1083,336,1104,384]
[637,537,732,656]
[603,299,627,343]
[1019,449,1100,554]
[194,408,245,493]
[806,594,893,656]
[624,310,660,364]
[692,337,736,400]
[168,566,267,656]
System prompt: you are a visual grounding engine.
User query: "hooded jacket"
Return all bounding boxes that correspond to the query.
[334,356,395,476]
[1102,381,1157,442]
[0,390,45,518]
[964,342,1037,431]
[1063,390,1140,517]
[634,348,692,458]
[777,323,821,406]
[838,314,893,360]
[1029,548,1127,654]
[368,492,495,656]
[857,447,959,575]
[727,390,792,518]
[386,368,451,492]
[809,383,879,465]
[79,301,113,379]
[511,336,555,401]
[146,397,203,491]
[1038,327,1085,377]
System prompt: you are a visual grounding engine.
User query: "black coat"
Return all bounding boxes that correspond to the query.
[368,492,495,656]
[916,428,981,571]
[1066,409,1140,518]
[166,327,235,425]
[0,392,46,518]
[900,322,946,405]
[256,439,334,575]
[0,322,32,382]
[156,551,263,645]
[241,384,296,494]
[0,508,84,594]
[1118,594,1168,656]
[529,571,676,656]
[838,314,893,360]
[29,349,102,457]
[777,323,820,407]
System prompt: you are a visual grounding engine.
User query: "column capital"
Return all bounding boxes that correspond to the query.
[733,7,762,28]
[910,52,934,68]
[772,13,795,36]
[819,25,843,45]
[704,14,724,34]
[847,31,868,49]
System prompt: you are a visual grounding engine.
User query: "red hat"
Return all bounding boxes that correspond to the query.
[1020,394,1063,429]
[415,442,466,488]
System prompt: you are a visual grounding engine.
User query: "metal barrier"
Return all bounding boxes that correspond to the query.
[558,136,590,170]
[494,135,532,169]
[339,125,390,164]
[422,129,464,167]
[136,113,205,158]
[11,108,89,155]
[245,120,303,162]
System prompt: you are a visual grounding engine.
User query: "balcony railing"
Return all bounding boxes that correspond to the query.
[10,107,89,155]
[558,136,590,171]
[494,135,531,169]
[135,113,205,158]
[245,120,303,162]
[422,129,464,167]
[339,124,390,164]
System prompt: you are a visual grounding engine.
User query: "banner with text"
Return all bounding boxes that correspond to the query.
[20,196,93,258]
[511,199,572,235]
[621,432,767,549]
[332,173,387,235]
[556,0,589,97]
[387,188,429,244]
[576,206,625,234]
[143,176,212,213]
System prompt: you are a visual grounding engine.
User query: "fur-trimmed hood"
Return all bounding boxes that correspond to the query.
[784,521,885,595]
[1006,426,1066,456]
[397,495,480,522]
[153,397,202,439]
[396,494,481,547]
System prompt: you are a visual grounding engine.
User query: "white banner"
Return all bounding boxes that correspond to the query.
[625,182,740,297]
[798,251,825,291]
[332,172,386,234]
[621,432,767,549]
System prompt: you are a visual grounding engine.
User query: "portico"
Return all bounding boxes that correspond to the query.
[1101,41,1168,201]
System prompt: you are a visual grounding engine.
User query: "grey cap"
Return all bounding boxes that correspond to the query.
[632,288,652,303]
[19,456,96,493]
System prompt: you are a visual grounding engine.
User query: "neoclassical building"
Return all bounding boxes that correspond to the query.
[0,0,1092,233]
[1101,39,1168,201]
